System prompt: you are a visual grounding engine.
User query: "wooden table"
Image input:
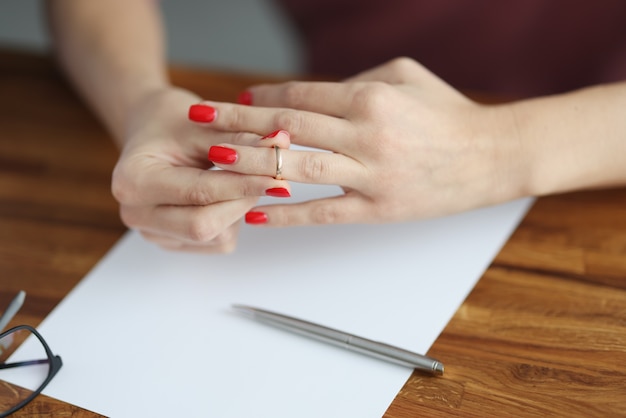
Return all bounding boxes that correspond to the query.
[1,49,625,417]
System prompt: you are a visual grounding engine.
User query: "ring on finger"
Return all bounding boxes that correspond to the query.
[274,145,283,180]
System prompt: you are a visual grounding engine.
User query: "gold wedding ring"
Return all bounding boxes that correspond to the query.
[274,145,283,180]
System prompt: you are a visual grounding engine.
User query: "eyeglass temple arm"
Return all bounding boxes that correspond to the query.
[0,358,50,370]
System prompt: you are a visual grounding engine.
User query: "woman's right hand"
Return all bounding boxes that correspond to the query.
[111,87,291,253]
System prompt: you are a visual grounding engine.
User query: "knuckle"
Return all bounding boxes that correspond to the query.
[311,203,341,225]
[388,56,419,77]
[351,82,392,117]
[238,180,258,198]
[183,171,246,205]
[349,85,400,156]
[111,164,138,204]
[264,206,290,227]
[222,105,244,131]
[281,82,307,108]
[187,216,219,243]
[184,184,216,205]
[298,153,328,182]
[273,109,305,134]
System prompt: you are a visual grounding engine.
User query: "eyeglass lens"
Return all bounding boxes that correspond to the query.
[0,327,52,415]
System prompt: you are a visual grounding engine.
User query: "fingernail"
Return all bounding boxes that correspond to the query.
[237,90,253,105]
[265,187,291,198]
[260,130,284,140]
[189,104,216,122]
[245,211,268,224]
[208,146,238,164]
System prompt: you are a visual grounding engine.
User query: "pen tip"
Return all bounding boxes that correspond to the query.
[433,361,444,375]
[231,304,254,315]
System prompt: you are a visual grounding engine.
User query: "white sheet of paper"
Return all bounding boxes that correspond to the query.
[5,181,533,418]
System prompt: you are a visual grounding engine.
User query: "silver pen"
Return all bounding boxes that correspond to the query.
[232,304,444,376]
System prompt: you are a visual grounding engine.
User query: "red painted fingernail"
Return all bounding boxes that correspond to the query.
[245,211,268,224]
[260,130,283,140]
[237,90,253,105]
[265,187,291,198]
[208,146,238,164]
[189,104,216,122]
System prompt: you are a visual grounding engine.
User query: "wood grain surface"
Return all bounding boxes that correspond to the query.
[1,49,625,417]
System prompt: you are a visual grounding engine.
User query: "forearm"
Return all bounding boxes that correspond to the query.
[509,82,626,197]
[46,0,169,146]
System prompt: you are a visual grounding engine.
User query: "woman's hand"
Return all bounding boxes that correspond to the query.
[199,58,528,226]
[111,87,291,251]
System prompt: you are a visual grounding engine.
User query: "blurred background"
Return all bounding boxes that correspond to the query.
[0,0,304,74]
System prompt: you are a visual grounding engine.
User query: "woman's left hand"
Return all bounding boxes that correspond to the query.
[202,58,529,226]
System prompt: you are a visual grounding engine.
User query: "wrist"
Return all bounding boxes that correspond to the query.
[111,75,170,143]
[478,103,535,205]
[505,85,626,197]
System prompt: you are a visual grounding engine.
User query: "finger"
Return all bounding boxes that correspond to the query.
[246,81,355,117]
[343,57,440,86]
[189,126,290,149]
[343,65,404,84]
[208,145,365,188]
[148,121,263,167]
[121,198,257,245]
[206,130,291,165]
[139,223,241,254]
[245,193,373,227]
[113,164,290,206]
[254,129,291,150]
[211,130,267,147]
[189,101,352,153]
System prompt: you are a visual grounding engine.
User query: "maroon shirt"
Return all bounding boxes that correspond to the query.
[275,0,626,97]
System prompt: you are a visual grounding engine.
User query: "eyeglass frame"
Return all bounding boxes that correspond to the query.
[0,324,63,417]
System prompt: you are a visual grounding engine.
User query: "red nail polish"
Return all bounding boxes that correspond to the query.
[245,211,268,224]
[189,104,216,122]
[265,187,291,198]
[237,90,253,105]
[260,130,282,140]
[208,146,237,164]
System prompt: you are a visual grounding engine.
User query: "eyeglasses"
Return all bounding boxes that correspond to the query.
[0,292,62,417]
